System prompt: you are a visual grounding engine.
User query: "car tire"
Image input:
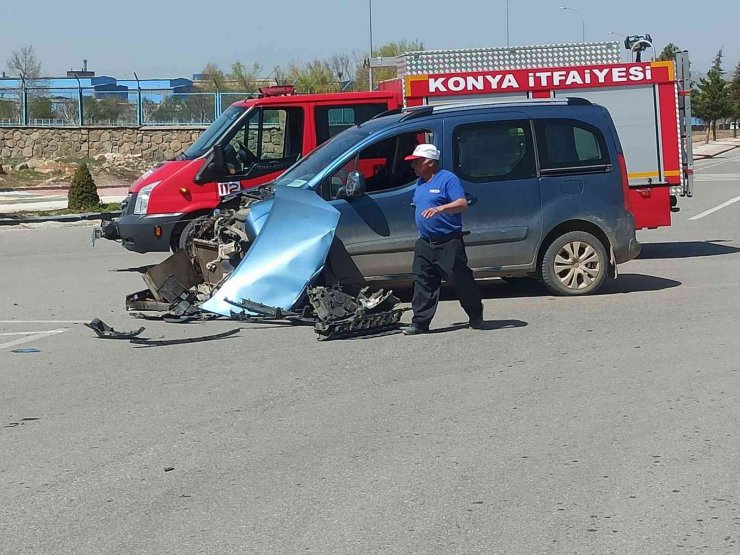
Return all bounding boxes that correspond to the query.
[541,231,608,296]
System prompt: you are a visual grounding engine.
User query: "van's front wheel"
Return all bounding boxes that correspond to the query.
[541,231,607,296]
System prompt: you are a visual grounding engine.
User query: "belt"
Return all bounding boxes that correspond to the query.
[420,231,467,245]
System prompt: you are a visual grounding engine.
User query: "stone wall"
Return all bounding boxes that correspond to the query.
[0,127,207,163]
[0,125,288,164]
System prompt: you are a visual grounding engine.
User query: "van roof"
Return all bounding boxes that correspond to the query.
[363,96,596,129]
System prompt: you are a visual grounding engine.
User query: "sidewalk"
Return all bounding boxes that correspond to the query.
[0,187,128,214]
[692,137,740,159]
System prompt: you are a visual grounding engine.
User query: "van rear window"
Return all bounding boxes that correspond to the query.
[453,120,536,183]
[535,119,610,170]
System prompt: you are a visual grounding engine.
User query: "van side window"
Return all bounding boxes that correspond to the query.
[454,120,536,183]
[535,119,609,170]
[315,104,389,145]
[323,129,434,199]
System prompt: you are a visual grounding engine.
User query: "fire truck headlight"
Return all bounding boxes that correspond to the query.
[134,181,161,215]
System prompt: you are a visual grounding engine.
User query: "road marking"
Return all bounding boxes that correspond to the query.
[0,328,68,351]
[694,174,740,181]
[689,195,740,221]
[0,320,87,324]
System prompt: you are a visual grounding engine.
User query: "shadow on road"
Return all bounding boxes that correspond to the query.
[597,273,681,294]
[394,272,680,302]
[638,240,740,259]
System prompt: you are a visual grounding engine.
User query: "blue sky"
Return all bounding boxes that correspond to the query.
[2,0,738,78]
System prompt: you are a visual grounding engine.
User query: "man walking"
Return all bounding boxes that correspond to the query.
[401,144,484,335]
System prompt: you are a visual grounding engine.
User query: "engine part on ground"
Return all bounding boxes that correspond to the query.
[142,249,202,303]
[126,289,173,312]
[85,318,145,339]
[130,328,240,347]
[223,286,407,340]
[225,298,317,326]
[307,286,407,340]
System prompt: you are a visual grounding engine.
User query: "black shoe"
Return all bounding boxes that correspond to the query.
[402,324,428,335]
[468,315,484,329]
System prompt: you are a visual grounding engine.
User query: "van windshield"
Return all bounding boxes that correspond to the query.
[180,105,247,160]
[274,126,373,190]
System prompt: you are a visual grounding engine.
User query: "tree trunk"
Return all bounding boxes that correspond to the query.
[705,123,711,144]
[712,120,717,141]
[734,120,737,139]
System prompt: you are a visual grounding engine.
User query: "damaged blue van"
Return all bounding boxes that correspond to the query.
[198,98,641,316]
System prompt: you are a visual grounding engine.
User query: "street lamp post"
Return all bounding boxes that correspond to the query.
[506,0,510,47]
[559,6,585,42]
[368,0,374,91]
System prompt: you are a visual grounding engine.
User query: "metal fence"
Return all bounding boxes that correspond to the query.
[0,84,256,127]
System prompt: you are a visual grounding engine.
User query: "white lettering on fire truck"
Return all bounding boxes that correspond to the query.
[526,66,652,89]
[429,65,654,93]
[428,74,520,93]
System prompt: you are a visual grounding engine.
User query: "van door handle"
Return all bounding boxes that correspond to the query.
[409,201,415,207]
[465,194,477,206]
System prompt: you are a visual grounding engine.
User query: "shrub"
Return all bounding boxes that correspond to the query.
[67,162,100,211]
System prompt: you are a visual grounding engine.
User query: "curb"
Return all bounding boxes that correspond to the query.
[0,211,120,226]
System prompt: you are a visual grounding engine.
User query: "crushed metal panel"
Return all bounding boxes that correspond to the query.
[399,42,621,76]
[141,249,201,303]
[199,187,341,317]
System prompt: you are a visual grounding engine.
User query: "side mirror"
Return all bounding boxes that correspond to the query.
[194,144,226,185]
[213,142,226,175]
[345,170,366,197]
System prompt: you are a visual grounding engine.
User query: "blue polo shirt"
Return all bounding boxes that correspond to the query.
[413,169,466,239]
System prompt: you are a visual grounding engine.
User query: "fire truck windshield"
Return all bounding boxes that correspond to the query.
[180,105,247,160]
[274,126,373,190]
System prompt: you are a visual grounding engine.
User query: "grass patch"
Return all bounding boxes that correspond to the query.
[1,202,121,219]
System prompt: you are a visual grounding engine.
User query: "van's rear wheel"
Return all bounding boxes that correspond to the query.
[541,231,607,296]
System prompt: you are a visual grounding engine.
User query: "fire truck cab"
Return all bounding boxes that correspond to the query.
[106,87,402,253]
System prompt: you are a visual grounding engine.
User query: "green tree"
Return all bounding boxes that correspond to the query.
[353,40,425,91]
[729,59,740,138]
[67,163,100,211]
[28,95,55,121]
[0,99,18,121]
[286,59,340,93]
[83,95,135,124]
[657,43,681,61]
[692,50,733,142]
[231,61,261,92]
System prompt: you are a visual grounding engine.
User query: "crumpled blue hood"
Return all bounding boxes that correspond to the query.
[199,187,340,317]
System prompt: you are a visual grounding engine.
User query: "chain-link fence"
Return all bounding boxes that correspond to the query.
[0,83,256,127]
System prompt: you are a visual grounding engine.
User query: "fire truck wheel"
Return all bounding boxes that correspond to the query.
[171,219,197,252]
[541,231,607,296]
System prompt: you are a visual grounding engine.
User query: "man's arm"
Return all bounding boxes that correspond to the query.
[421,197,467,218]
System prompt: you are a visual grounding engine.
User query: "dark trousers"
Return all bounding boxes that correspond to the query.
[411,236,483,329]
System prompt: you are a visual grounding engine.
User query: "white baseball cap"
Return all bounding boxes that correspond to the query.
[404,143,440,161]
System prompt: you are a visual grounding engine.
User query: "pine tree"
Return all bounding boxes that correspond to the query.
[729,59,740,139]
[67,163,100,211]
[692,49,733,142]
[657,43,681,61]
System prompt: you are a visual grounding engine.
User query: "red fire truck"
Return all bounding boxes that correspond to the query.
[379,42,694,230]
[100,41,693,252]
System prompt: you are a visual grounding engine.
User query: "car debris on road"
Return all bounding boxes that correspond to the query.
[118,186,409,341]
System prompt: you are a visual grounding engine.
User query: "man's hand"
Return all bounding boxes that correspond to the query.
[421,206,443,218]
[421,198,468,218]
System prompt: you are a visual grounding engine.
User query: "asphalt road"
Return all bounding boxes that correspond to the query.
[1,152,740,554]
